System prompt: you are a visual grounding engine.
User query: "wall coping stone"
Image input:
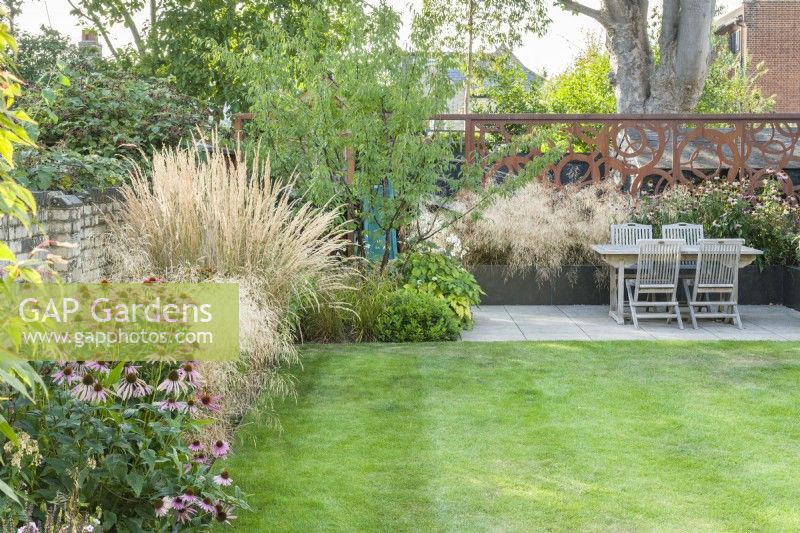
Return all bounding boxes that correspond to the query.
[29,187,124,209]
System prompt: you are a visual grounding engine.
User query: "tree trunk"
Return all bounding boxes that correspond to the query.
[559,0,716,113]
[648,0,716,112]
[603,0,652,113]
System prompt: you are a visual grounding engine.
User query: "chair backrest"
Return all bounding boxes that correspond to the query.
[662,223,704,245]
[694,239,744,289]
[611,223,652,245]
[635,239,683,290]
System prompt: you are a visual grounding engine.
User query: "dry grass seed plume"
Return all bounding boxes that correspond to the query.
[108,140,352,433]
[457,180,633,280]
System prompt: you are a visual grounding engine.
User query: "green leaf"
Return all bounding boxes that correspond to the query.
[0,478,20,506]
[0,413,18,445]
[126,471,145,497]
[103,361,125,388]
[0,241,14,262]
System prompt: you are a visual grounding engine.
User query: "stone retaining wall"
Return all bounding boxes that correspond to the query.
[1,189,122,282]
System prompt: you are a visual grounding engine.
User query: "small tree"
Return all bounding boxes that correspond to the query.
[226,3,464,268]
[472,50,545,114]
[421,0,548,113]
[695,35,774,113]
[540,39,616,114]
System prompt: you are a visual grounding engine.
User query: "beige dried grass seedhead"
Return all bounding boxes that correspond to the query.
[108,136,353,436]
[457,180,634,281]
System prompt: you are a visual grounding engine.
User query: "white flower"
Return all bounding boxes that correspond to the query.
[17,523,39,533]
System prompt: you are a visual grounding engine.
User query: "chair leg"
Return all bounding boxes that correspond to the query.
[688,304,699,329]
[688,292,699,330]
[682,279,692,305]
[732,303,743,330]
[674,301,684,330]
[625,281,639,329]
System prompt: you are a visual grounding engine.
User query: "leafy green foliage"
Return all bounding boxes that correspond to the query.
[297,271,397,343]
[15,27,81,85]
[472,51,544,114]
[539,40,615,113]
[228,3,463,265]
[695,35,775,113]
[394,248,483,328]
[634,175,800,266]
[156,0,361,111]
[421,0,548,112]
[12,147,127,190]
[0,8,51,505]
[29,58,208,160]
[2,362,246,529]
[11,32,209,191]
[477,36,774,114]
[376,288,460,342]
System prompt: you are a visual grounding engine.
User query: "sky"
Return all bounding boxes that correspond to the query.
[18,0,737,76]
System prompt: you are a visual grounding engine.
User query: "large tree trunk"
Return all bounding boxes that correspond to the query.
[560,0,716,113]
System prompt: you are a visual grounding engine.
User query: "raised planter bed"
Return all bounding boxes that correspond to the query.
[471,264,796,309]
[786,267,800,312]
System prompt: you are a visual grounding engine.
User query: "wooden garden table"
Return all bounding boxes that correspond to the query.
[590,244,764,325]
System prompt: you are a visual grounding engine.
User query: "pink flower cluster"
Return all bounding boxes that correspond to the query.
[155,493,237,524]
[185,437,231,471]
[51,361,222,417]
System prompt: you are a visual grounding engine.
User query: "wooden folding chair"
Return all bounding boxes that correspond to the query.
[684,239,744,330]
[611,223,653,281]
[662,223,704,245]
[611,223,653,246]
[662,223,704,300]
[625,239,684,329]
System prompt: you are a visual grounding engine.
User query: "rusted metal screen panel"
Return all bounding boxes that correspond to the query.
[430,113,800,197]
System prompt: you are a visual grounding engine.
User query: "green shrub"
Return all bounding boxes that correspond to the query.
[634,175,800,267]
[25,54,209,161]
[376,288,460,342]
[13,147,128,191]
[393,248,484,328]
[298,273,396,343]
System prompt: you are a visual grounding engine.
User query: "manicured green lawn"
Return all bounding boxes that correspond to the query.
[221,342,800,532]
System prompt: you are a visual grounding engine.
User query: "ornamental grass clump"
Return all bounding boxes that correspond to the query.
[108,139,352,432]
[456,180,633,280]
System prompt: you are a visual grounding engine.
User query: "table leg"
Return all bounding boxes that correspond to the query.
[608,263,625,325]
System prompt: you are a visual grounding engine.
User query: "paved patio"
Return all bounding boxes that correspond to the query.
[462,305,800,341]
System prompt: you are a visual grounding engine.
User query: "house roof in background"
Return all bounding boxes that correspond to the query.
[433,50,544,86]
[714,4,745,33]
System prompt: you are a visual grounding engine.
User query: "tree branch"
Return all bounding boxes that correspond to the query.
[109,0,146,55]
[66,0,120,59]
[557,0,609,26]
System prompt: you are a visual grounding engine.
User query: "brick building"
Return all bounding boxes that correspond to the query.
[716,0,800,112]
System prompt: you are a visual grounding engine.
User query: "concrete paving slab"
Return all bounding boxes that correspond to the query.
[464,305,800,342]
